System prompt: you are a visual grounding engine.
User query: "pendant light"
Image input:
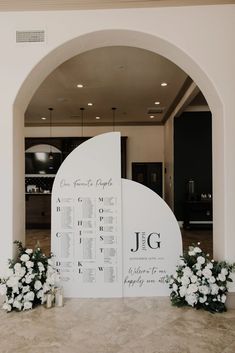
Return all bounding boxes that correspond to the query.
[112,107,116,132]
[48,107,53,160]
[80,107,84,137]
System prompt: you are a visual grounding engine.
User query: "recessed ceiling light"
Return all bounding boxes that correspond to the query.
[96,116,101,120]
[77,84,83,88]
[41,117,46,120]
[155,101,160,105]
[88,102,93,106]
[150,115,155,119]
[161,82,167,87]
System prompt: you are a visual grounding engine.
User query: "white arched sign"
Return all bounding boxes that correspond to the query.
[122,179,182,297]
[52,132,182,297]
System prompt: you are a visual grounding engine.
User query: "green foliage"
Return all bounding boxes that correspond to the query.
[0,241,59,312]
[169,243,235,313]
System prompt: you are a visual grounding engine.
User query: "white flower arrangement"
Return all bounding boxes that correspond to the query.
[0,241,60,312]
[169,243,235,313]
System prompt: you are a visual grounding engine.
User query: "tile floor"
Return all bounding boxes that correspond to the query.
[0,296,235,353]
[0,228,220,353]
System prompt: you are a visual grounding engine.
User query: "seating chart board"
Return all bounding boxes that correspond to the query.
[51,133,122,297]
[52,132,182,298]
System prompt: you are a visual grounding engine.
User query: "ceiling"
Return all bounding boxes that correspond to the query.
[25,46,195,127]
[3,1,223,126]
[0,0,234,11]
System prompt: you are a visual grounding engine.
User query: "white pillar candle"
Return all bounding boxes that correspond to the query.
[55,293,64,307]
[55,288,64,307]
[46,293,53,308]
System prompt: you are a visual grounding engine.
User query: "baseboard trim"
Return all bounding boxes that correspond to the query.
[226,292,235,309]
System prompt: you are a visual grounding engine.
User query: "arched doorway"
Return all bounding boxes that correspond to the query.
[13,29,223,261]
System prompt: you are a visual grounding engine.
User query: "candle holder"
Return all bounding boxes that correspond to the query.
[45,291,54,309]
[55,287,64,307]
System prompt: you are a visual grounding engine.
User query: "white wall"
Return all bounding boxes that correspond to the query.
[25,125,164,180]
[0,5,234,289]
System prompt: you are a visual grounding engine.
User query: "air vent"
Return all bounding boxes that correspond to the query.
[16,30,45,43]
[147,107,164,114]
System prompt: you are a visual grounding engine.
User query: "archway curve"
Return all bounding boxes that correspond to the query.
[14,28,224,258]
[14,29,222,114]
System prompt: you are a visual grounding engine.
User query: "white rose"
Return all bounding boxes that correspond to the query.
[206,263,213,270]
[2,303,12,312]
[199,285,210,295]
[210,283,219,295]
[22,285,30,293]
[196,270,202,276]
[183,267,193,277]
[172,283,178,292]
[26,261,34,268]
[6,276,19,288]
[7,297,14,304]
[199,296,207,303]
[194,247,202,253]
[0,284,7,295]
[41,293,46,304]
[16,267,26,278]
[188,250,196,256]
[209,276,216,283]
[195,263,202,270]
[221,294,226,303]
[179,286,187,297]
[34,280,42,291]
[185,293,198,306]
[25,249,33,254]
[36,290,43,299]
[181,276,190,286]
[190,275,198,283]
[187,284,198,295]
[39,265,45,272]
[178,259,185,266]
[20,254,30,262]
[12,285,20,294]
[221,268,228,276]
[23,301,33,310]
[13,300,22,310]
[25,274,35,284]
[24,291,35,302]
[16,294,23,301]
[197,256,206,265]
[218,273,226,282]
[202,268,212,279]
[14,263,22,271]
